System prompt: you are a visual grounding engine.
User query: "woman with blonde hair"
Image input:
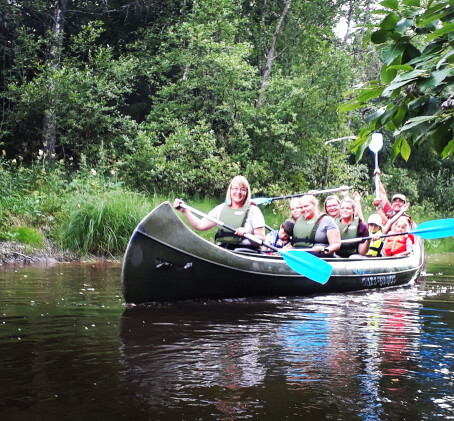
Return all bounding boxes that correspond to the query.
[291,195,341,256]
[335,198,370,257]
[174,176,265,250]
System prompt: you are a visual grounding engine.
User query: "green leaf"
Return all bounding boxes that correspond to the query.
[381,13,401,30]
[402,43,421,63]
[381,64,397,83]
[339,87,385,112]
[437,50,454,68]
[433,119,454,153]
[378,104,398,125]
[365,107,386,124]
[388,64,414,71]
[417,4,451,27]
[402,0,420,6]
[400,137,412,161]
[442,137,454,158]
[392,107,407,126]
[417,66,454,91]
[371,29,392,44]
[391,137,403,160]
[382,42,406,65]
[426,23,454,41]
[380,0,399,10]
[382,77,417,96]
[395,115,439,135]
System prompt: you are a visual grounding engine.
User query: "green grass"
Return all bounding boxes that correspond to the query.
[0,226,45,248]
[58,190,167,256]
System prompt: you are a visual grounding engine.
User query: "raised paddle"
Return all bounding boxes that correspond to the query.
[340,218,454,244]
[176,202,333,284]
[369,132,383,199]
[251,186,353,206]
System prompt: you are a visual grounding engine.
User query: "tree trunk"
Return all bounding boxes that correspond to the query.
[342,0,354,45]
[256,0,291,108]
[42,0,67,159]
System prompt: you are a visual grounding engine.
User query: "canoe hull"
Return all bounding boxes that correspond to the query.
[122,202,425,304]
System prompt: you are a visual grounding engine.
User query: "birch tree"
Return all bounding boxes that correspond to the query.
[42,0,67,159]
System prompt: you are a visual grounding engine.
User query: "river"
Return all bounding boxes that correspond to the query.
[0,254,453,420]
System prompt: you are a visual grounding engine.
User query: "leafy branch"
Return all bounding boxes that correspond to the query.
[339,0,454,160]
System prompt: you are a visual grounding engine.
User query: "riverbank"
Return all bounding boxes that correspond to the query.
[0,240,93,265]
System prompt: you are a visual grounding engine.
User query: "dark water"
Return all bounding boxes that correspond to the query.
[0,255,453,420]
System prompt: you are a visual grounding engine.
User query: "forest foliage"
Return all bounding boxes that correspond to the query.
[0,0,453,216]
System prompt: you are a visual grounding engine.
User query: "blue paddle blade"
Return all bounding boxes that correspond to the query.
[280,249,333,285]
[251,197,272,206]
[411,218,454,239]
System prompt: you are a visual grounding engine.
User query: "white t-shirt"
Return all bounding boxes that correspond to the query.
[209,203,265,246]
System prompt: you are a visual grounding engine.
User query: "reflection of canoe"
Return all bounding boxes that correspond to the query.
[121,202,425,304]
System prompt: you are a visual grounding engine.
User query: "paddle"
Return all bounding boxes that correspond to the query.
[340,218,454,244]
[176,202,333,284]
[251,186,352,206]
[368,132,383,200]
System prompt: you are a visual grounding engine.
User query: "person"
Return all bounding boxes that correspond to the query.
[262,219,294,251]
[373,169,411,226]
[324,195,341,218]
[335,198,370,257]
[173,176,265,250]
[325,191,365,222]
[366,213,383,257]
[382,202,411,234]
[382,216,413,257]
[289,197,303,222]
[290,195,341,256]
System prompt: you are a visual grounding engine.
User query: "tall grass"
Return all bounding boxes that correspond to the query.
[58,190,165,256]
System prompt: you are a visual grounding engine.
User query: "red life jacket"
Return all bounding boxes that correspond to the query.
[383,234,408,256]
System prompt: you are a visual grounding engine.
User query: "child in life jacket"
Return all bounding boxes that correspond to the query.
[366,213,383,257]
[382,216,413,257]
[263,219,294,252]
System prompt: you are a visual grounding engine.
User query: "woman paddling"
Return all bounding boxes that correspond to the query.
[335,198,370,257]
[290,195,341,256]
[173,176,265,250]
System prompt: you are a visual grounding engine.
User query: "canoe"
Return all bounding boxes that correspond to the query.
[122,202,425,304]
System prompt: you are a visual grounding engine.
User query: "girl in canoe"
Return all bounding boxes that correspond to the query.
[382,216,413,256]
[173,176,266,251]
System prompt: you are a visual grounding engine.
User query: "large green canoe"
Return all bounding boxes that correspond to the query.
[122,202,425,304]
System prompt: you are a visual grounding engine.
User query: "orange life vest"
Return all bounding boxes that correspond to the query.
[383,234,408,256]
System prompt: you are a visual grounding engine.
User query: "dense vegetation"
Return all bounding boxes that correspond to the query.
[0,0,452,255]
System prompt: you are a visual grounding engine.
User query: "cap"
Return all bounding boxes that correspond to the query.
[392,193,406,203]
[367,214,383,227]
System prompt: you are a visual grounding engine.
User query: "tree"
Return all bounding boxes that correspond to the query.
[256,0,291,108]
[42,0,67,158]
[339,0,454,160]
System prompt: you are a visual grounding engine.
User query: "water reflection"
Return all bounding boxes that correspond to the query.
[0,260,453,420]
[118,276,454,420]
